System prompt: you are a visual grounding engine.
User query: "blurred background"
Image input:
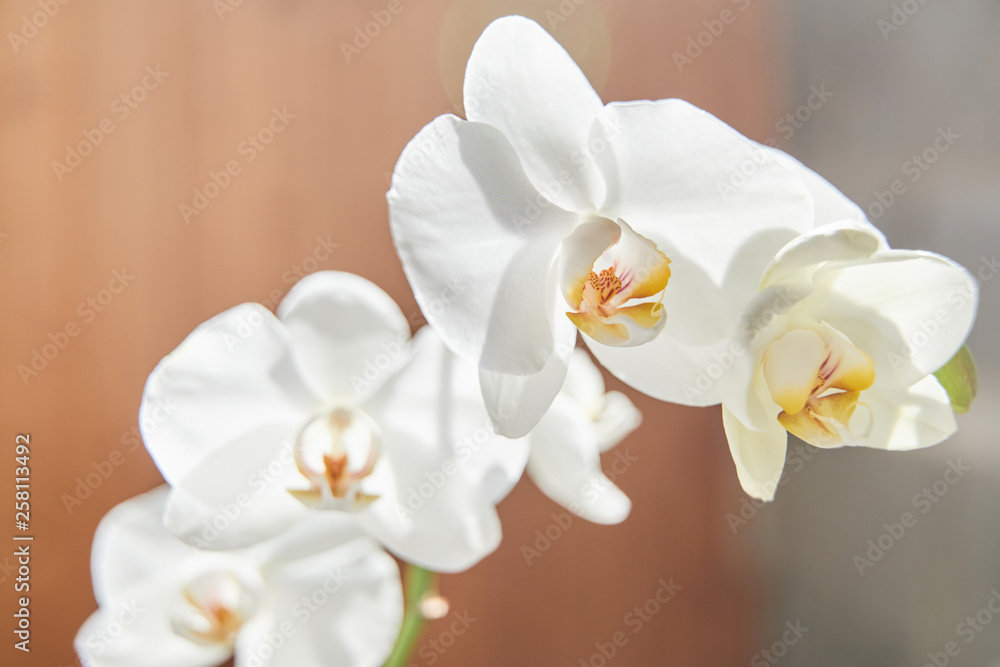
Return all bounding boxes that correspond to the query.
[0,0,996,665]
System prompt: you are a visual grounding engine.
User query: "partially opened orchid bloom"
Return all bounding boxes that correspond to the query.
[717,221,978,500]
[527,349,641,524]
[75,487,402,667]
[140,271,528,573]
[388,15,821,437]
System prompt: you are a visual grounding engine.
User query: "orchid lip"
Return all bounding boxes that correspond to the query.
[559,218,671,347]
[763,325,876,447]
[288,405,382,510]
[172,570,258,647]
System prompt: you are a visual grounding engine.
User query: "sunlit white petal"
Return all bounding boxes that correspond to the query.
[388,115,578,375]
[528,395,631,524]
[277,271,411,403]
[464,15,604,210]
[722,405,788,502]
[140,304,317,485]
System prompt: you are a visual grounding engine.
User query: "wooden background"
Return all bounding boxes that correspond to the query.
[0,1,788,664]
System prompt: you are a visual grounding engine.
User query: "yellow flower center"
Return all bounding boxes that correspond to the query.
[288,406,381,509]
[586,267,623,311]
[762,326,875,447]
[560,218,672,347]
[173,572,256,646]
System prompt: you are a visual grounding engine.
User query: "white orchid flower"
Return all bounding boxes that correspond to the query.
[140,271,528,573]
[75,487,402,667]
[388,15,823,437]
[717,221,978,501]
[527,349,641,524]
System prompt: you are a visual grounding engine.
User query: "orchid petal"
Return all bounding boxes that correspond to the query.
[360,329,520,572]
[480,284,579,438]
[718,283,812,431]
[777,390,864,449]
[555,349,641,451]
[560,348,606,407]
[760,221,886,288]
[277,271,411,403]
[751,143,872,227]
[810,250,978,388]
[464,15,605,210]
[593,391,642,452]
[91,487,202,607]
[557,217,620,309]
[80,490,244,667]
[140,303,317,485]
[762,329,828,415]
[240,527,402,667]
[479,352,572,441]
[76,582,232,667]
[820,323,876,393]
[528,395,631,524]
[861,375,957,451]
[594,100,813,324]
[164,423,310,551]
[610,219,673,302]
[722,405,788,502]
[587,334,735,406]
[388,115,578,375]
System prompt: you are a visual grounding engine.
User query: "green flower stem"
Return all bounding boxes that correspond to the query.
[384,564,436,667]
